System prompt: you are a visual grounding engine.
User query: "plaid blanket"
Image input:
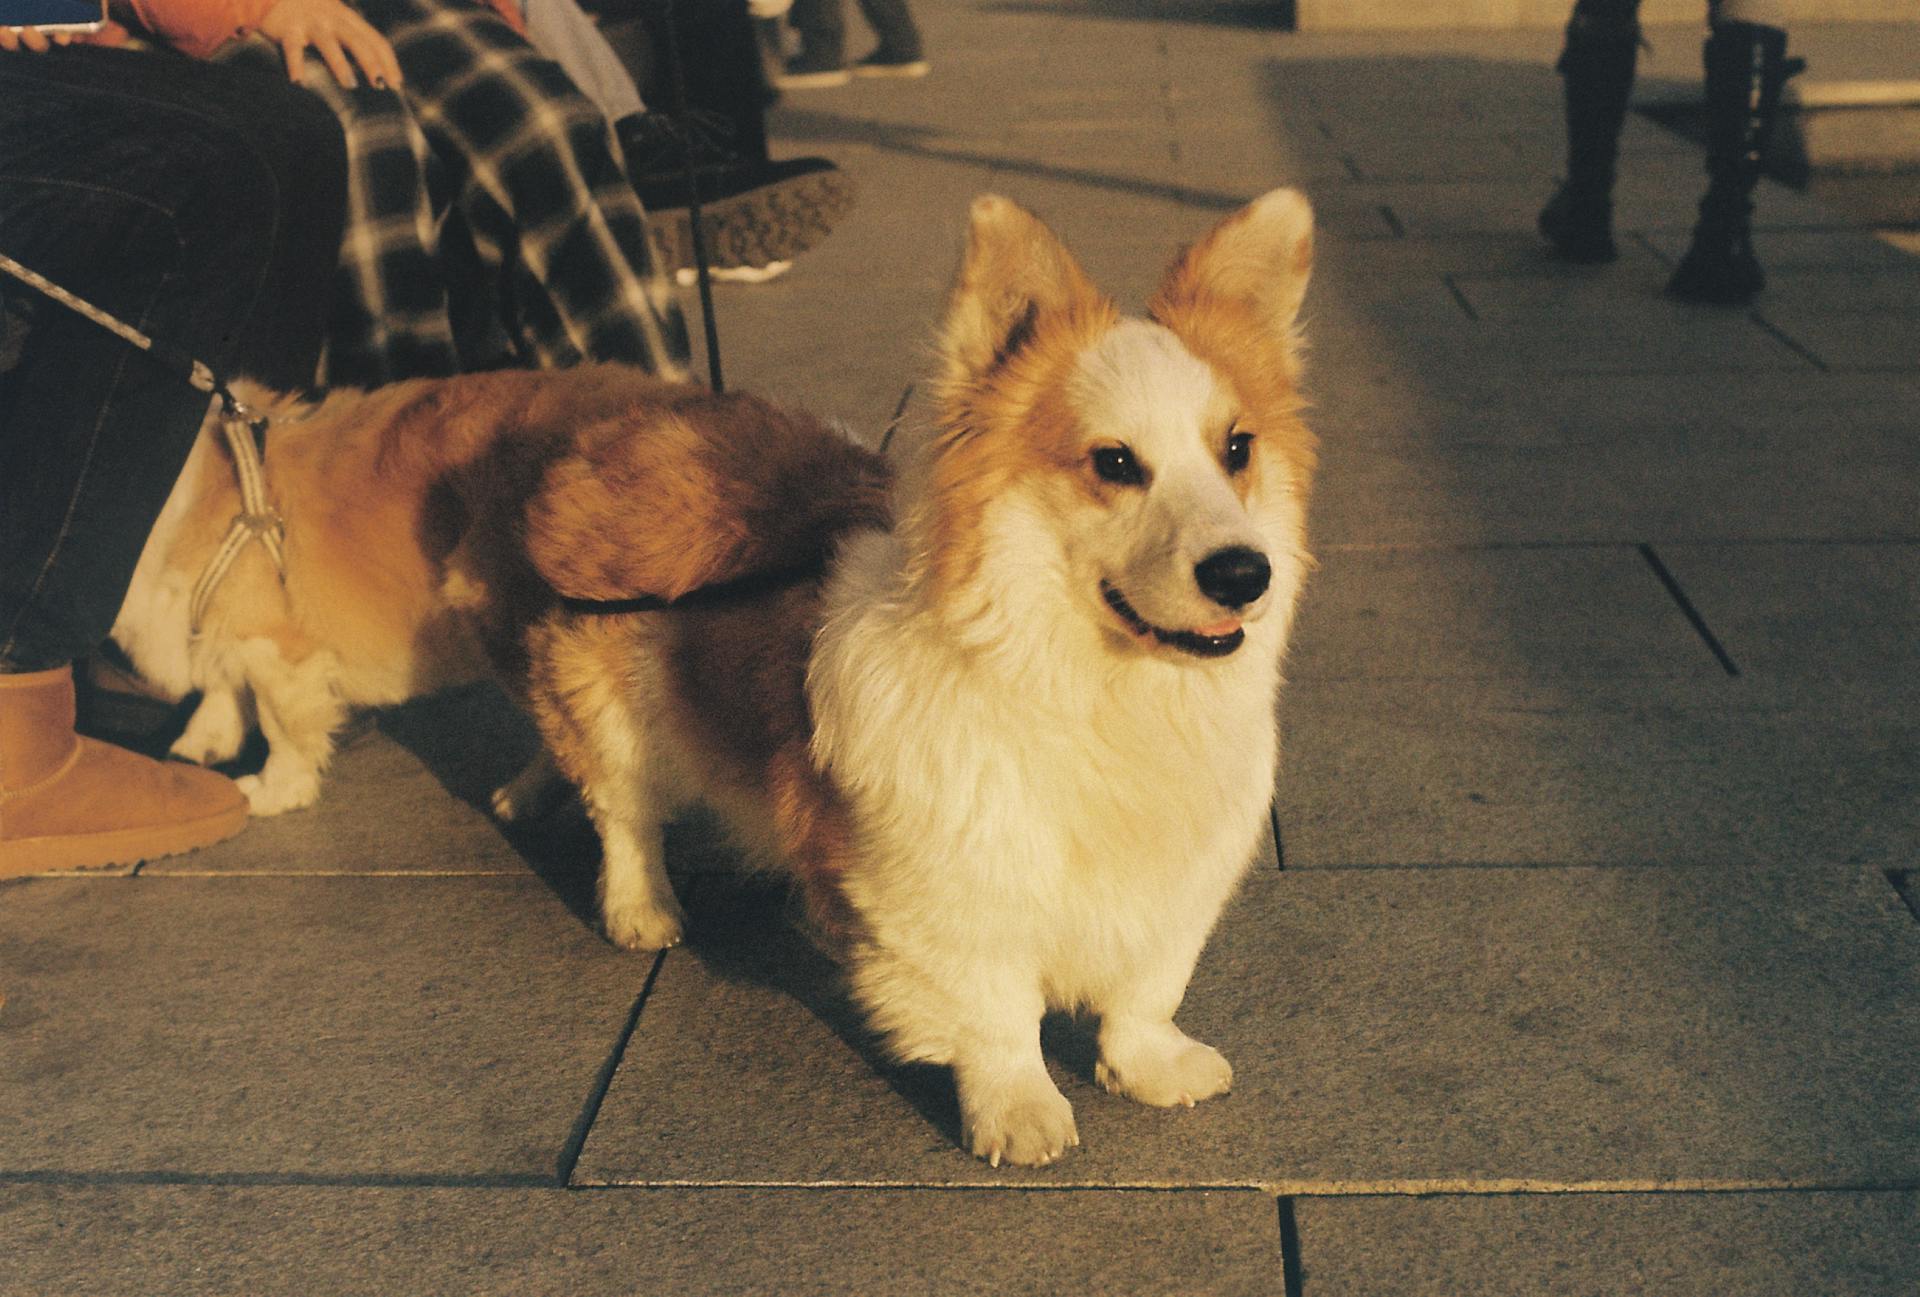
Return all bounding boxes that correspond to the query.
[226,0,687,388]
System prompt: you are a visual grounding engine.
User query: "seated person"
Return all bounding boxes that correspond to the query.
[0,35,347,874]
[126,0,694,386]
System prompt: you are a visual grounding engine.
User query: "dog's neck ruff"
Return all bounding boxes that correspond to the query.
[189,394,287,635]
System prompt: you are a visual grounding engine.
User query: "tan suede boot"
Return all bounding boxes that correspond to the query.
[0,665,248,878]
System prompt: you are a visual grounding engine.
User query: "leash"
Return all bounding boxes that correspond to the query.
[0,250,287,634]
[657,0,724,394]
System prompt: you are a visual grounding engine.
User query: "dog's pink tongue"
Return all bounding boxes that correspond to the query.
[1195,617,1243,638]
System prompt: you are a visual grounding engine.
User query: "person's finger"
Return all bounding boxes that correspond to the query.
[0,29,19,53]
[316,34,357,87]
[345,24,399,88]
[279,33,306,83]
[344,15,401,88]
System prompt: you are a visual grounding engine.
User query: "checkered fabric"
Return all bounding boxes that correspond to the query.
[225,0,688,388]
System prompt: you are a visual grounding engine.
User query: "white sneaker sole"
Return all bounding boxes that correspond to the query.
[676,260,793,287]
[853,60,929,78]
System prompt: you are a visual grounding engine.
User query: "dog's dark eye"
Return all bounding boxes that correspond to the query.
[1091,445,1146,487]
[1225,430,1254,474]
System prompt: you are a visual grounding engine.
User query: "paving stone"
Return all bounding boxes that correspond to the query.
[0,875,641,1178]
[1288,544,1720,681]
[1445,271,1816,373]
[574,866,1920,1190]
[1274,675,1920,868]
[1641,227,1920,274]
[1292,1190,1920,1297]
[1305,372,1920,547]
[1752,306,1920,372]
[1653,541,1920,682]
[1344,173,1833,244]
[146,684,558,877]
[0,1185,1281,1297]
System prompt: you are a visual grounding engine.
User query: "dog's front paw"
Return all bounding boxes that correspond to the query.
[1096,1021,1232,1108]
[235,766,321,817]
[961,1072,1079,1168]
[602,896,685,951]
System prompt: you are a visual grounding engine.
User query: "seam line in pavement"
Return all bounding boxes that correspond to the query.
[5,1173,1915,1195]
[1638,543,1741,677]
[1747,311,1832,372]
[1277,1196,1307,1297]
[556,947,668,1188]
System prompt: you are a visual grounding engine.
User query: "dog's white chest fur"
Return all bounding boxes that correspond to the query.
[808,522,1282,1058]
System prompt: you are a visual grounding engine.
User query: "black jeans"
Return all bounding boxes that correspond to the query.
[789,0,923,64]
[0,47,346,672]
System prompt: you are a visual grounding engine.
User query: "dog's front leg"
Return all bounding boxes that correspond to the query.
[1093,943,1232,1109]
[948,990,1078,1168]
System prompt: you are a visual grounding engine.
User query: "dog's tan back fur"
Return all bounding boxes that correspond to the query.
[118,363,888,818]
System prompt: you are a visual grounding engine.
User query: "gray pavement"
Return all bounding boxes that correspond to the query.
[5,4,1920,1293]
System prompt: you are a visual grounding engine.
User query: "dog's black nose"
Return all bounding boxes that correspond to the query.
[1194,546,1271,609]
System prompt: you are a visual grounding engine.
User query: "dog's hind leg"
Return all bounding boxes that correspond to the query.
[590,792,683,951]
[234,641,347,816]
[491,748,568,823]
[170,685,252,766]
[541,680,684,950]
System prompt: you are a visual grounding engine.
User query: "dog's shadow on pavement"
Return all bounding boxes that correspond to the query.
[678,872,1105,1153]
[375,682,608,927]
[382,685,1107,1152]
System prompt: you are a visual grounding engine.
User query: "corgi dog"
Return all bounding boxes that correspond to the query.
[110,365,880,816]
[508,188,1318,1166]
[115,188,1315,1167]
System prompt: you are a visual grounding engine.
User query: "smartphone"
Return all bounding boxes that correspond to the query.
[0,0,107,32]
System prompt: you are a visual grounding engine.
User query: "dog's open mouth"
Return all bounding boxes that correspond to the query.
[1101,581,1245,658]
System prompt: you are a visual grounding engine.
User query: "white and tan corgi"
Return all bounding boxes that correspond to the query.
[111,365,881,815]
[509,188,1317,1166]
[116,188,1315,1168]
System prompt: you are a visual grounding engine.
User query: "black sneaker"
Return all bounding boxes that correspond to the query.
[852,50,929,79]
[775,53,851,89]
[633,159,856,275]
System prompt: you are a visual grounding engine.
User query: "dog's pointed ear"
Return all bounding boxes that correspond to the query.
[1151,188,1314,352]
[938,195,1106,389]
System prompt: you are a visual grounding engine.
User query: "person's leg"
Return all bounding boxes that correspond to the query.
[359,0,691,376]
[851,0,926,73]
[219,36,468,387]
[0,47,345,671]
[780,0,851,86]
[0,47,346,875]
[1538,0,1642,264]
[1666,0,1802,303]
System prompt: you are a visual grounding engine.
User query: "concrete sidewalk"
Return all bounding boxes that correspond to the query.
[5,3,1918,1293]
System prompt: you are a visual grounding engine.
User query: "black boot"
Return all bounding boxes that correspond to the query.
[1539,5,1641,264]
[1666,20,1804,305]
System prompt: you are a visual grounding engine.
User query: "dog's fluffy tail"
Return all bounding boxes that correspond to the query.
[525,389,892,604]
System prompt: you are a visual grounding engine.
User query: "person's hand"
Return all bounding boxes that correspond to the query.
[255,0,402,89]
[0,25,73,52]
